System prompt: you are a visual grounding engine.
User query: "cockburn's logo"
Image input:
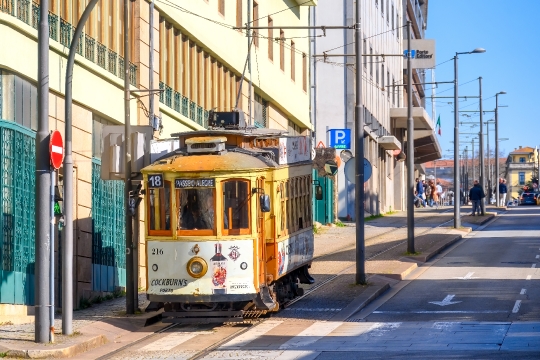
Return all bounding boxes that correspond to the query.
[403,49,433,59]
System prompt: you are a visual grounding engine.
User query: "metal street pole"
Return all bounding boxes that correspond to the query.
[472,138,476,183]
[478,77,485,215]
[149,0,155,124]
[354,0,366,284]
[247,0,252,125]
[486,121,490,201]
[35,0,50,343]
[124,0,135,315]
[406,21,415,253]
[63,0,100,335]
[453,53,460,227]
[49,171,55,342]
[495,91,506,207]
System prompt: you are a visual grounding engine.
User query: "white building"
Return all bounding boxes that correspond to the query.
[310,0,441,219]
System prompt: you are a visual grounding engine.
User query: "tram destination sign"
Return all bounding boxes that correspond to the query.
[175,178,215,188]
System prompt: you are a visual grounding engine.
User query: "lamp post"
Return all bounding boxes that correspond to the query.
[495,91,506,207]
[478,77,485,215]
[485,119,494,202]
[454,48,485,228]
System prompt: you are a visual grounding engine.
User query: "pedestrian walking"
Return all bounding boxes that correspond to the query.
[499,178,508,207]
[416,178,425,207]
[425,181,433,207]
[436,182,443,206]
[431,181,439,209]
[469,180,485,216]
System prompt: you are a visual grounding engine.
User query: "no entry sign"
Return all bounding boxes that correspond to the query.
[49,130,64,169]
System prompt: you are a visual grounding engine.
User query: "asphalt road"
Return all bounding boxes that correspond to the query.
[361,206,540,323]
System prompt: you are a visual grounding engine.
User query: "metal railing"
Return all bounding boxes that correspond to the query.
[7,0,137,86]
[159,82,210,128]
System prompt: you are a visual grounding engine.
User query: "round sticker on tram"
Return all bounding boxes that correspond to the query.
[240,262,248,270]
[152,264,158,272]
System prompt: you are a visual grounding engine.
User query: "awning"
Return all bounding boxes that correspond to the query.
[413,131,442,164]
[390,107,434,131]
[378,136,401,150]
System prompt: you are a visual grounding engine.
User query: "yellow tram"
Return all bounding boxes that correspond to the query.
[141,117,316,323]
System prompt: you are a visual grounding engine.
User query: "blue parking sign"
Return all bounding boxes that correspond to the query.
[329,129,351,149]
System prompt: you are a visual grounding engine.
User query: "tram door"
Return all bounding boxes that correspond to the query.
[256,177,267,287]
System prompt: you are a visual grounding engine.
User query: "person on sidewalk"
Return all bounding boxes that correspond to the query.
[499,178,508,207]
[425,180,433,207]
[416,178,426,207]
[436,182,443,206]
[431,181,439,209]
[469,180,485,216]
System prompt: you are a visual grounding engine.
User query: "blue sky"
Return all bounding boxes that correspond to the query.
[426,0,540,159]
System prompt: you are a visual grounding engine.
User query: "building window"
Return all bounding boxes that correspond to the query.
[392,76,396,104]
[391,4,395,29]
[268,17,273,60]
[376,60,380,85]
[302,53,307,92]
[291,41,295,81]
[288,119,301,136]
[519,172,525,185]
[218,0,225,16]
[381,0,384,14]
[386,0,390,22]
[92,114,116,158]
[253,1,259,47]
[387,71,390,98]
[280,29,285,71]
[375,0,378,7]
[0,70,38,131]
[363,36,367,69]
[236,0,242,31]
[519,157,526,163]
[254,94,268,128]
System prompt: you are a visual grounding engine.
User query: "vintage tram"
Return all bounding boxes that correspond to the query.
[142,116,317,323]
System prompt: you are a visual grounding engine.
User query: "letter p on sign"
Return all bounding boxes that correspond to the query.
[329,129,351,150]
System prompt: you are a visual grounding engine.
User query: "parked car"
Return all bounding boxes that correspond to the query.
[519,192,538,205]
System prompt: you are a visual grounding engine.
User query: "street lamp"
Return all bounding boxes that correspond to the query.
[485,119,495,201]
[454,48,485,227]
[495,91,507,207]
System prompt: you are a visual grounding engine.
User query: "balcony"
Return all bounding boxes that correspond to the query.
[407,0,426,39]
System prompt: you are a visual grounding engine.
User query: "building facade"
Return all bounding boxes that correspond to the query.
[310,0,440,220]
[0,0,314,319]
[505,146,539,200]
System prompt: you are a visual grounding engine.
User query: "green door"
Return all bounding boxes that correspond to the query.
[312,169,334,225]
[0,120,36,305]
[91,160,126,292]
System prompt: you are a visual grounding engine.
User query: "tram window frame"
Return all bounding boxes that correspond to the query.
[222,179,251,236]
[278,175,312,237]
[176,188,216,236]
[147,180,173,236]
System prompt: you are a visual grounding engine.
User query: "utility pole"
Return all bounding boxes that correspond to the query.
[354,0,365,284]
[247,0,252,125]
[124,0,135,315]
[478,77,485,215]
[35,0,50,343]
[406,20,415,254]
[149,0,155,125]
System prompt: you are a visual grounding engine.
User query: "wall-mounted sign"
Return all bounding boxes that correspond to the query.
[403,39,436,69]
[175,178,215,188]
[278,136,311,165]
[328,129,351,149]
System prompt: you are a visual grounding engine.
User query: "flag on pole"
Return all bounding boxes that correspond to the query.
[436,115,441,136]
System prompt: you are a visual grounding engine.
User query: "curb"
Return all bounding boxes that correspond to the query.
[405,233,464,263]
[4,334,106,359]
[330,280,390,322]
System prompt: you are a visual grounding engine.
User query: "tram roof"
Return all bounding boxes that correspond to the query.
[170,128,289,139]
[142,150,274,173]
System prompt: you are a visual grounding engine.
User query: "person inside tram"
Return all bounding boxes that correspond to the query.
[181,201,208,230]
[202,194,228,230]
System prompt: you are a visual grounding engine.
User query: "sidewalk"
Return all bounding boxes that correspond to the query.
[0,206,503,358]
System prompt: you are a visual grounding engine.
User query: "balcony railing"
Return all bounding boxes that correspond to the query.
[6,0,137,87]
[159,81,209,128]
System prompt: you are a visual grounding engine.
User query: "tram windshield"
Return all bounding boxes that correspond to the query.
[177,188,215,231]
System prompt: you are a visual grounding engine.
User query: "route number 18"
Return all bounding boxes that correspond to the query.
[148,174,164,188]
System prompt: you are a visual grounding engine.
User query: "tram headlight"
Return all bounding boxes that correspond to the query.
[187,257,208,278]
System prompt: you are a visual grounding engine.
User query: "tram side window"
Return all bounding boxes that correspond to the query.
[223,180,250,231]
[148,181,172,233]
[177,189,215,231]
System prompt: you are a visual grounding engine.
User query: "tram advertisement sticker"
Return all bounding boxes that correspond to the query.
[175,178,215,188]
[147,174,164,188]
[147,239,255,296]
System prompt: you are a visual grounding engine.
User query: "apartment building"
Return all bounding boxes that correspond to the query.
[0,0,314,319]
[310,0,440,220]
[505,146,539,200]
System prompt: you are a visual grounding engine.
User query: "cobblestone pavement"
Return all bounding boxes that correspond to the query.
[0,293,150,344]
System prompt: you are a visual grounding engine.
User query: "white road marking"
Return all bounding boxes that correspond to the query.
[279,321,342,349]
[220,320,283,349]
[536,255,539,259]
[520,288,527,295]
[532,264,537,268]
[512,300,522,313]
[141,331,213,351]
[51,145,63,154]
[527,275,532,280]
[284,308,342,312]
[372,310,507,314]
[429,294,462,306]
[453,272,479,280]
